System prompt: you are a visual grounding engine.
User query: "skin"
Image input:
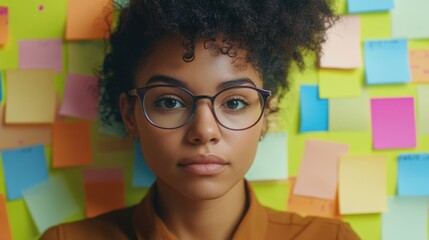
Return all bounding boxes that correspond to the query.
[120,36,267,240]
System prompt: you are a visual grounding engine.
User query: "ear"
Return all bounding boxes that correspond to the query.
[119,92,138,138]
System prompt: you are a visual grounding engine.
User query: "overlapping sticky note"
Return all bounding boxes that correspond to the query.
[364,39,411,85]
[371,97,417,149]
[347,0,394,13]
[0,195,12,240]
[319,15,361,69]
[246,132,288,181]
[133,140,156,188]
[397,154,429,196]
[66,0,113,40]
[0,7,8,45]
[294,139,348,199]
[22,175,79,233]
[1,145,49,200]
[5,69,56,124]
[84,168,124,218]
[418,86,429,134]
[409,50,429,83]
[59,74,99,120]
[300,85,328,132]
[392,0,429,39]
[382,197,428,240]
[329,90,370,131]
[318,69,361,98]
[67,41,105,75]
[18,39,63,73]
[339,155,387,214]
[52,121,92,168]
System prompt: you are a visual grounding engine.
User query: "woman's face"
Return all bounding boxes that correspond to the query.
[124,37,265,200]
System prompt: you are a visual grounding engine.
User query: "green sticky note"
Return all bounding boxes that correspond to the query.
[418,85,429,134]
[392,0,429,39]
[319,69,362,98]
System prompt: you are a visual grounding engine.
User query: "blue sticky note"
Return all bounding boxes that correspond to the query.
[300,85,328,132]
[364,39,411,85]
[1,145,49,200]
[398,154,429,196]
[133,140,156,188]
[348,0,394,13]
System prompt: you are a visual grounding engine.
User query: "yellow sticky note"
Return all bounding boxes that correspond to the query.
[339,155,387,214]
[319,69,362,98]
[329,90,370,131]
[409,50,429,83]
[0,7,8,45]
[5,69,56,124]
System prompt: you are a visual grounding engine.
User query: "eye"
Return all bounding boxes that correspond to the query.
[222,97,250,111]
[154,96,185,110]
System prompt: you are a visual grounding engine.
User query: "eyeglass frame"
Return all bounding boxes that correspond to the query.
[127,84,272,131]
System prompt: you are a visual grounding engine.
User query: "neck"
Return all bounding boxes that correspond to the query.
[154,179,248,240]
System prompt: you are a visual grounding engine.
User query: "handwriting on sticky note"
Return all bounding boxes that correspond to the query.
[0,7,8,45]
[18,39,63,73]
[409,50,429,83]
[398,154,429,196]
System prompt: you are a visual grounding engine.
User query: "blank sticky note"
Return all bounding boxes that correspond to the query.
[246,132,288,181]
[52,121,92,168]
[382,197,428,240]
[22,175,79,233]
[18,39,63,73]
[300,85,328,132]
[409,50,429,83]
[84,168,124,218]
[397,154,429,196]
[133,140,156,188]
[5,69,55,124]
[1,145,49,200]
[66,0,113,40]
[0,195,12,240]
[320,15,361,69]
[294,139,349,199]
[418,86,429,134]
[347,0,394,13]
[59,74,100,120]
[392,0,429,39]
[339,155,387,214]
[319,69,361,98]
[329,90,370,132]
[67,41,105,75]
[364,39,411,85]
[371,97,417,149]
[0,7,8,45]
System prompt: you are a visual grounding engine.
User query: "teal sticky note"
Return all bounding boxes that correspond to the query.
[364,39,411,85]
[382,197,428,240]
[348,0,394,13]
[1,145,49,200]
[133,140,156,188]
[22,175,80,233]
[398,154,429,196]
[300,85,328,132]
[246,132,288,181]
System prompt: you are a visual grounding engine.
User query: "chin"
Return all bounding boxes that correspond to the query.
[175,177,242,201]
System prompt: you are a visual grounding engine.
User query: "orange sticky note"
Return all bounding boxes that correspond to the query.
[52,121,92,168]
[0,195,12,240]
[409,50,429,83]
[0,7,8,45]
[66,0,113,40]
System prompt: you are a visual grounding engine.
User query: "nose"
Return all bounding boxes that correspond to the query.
[185,100,221,145]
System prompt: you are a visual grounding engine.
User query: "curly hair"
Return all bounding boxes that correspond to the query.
[99,0,336,131]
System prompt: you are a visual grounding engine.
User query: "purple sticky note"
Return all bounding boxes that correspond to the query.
[59,74,99,120]
[19,39,63,73]
[371,97,417,149]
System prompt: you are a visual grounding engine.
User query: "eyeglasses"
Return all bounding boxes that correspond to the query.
[127,85,271,130]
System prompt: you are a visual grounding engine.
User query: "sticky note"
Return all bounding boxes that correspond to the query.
[294,139,348,199]
[5,69,56,124]
[0,195,12,240]
[418,86,429,134]
[52,121,92,168]
[371,97,417,149]
[0,7,8,45]
[319,15,361,69]
[67,41,105,75]
[59,74,99,120]
[133,140,156,188]
[66,0,113,40]
[18,39,63,73]
[397,154,429,196]
[382,197,428,240]
[347,0,394,13]
[22,175,79,233]
[339,155,387,214]
[409,50,429,83]
[318,69,361,98]
[300,85,328,132]
[392,0,429,39]
[329,90,370,132]
[364,39,411,85]
[83,168,124,218]
[1,145,49,200]
[246,132,288,181]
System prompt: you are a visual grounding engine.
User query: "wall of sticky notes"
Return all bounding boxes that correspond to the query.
[0,0,428,239]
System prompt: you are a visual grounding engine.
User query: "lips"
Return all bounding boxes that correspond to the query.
[178,154,228,176]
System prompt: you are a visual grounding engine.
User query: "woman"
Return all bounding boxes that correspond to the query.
[42,0,359,239]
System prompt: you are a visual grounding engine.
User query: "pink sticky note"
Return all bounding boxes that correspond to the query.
[293,139,349,200]
[59,74,99,120]
[19,39,63,73]
[0,7,9,45]
[371,97,417,149]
